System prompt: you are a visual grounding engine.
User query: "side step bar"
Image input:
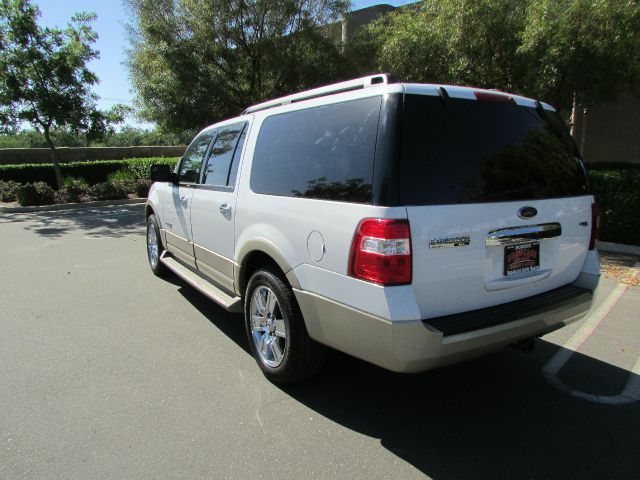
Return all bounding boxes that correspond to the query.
[160,252,243,313]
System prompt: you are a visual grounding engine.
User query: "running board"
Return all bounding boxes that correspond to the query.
[160,252,243,313]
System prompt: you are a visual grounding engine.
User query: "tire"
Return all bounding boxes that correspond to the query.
[244,268,325,384]
[146,214,169,277]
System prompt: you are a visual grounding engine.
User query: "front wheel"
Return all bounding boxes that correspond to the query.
[245,268,325,384]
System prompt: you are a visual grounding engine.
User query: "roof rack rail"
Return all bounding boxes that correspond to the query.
[242,74,392,115]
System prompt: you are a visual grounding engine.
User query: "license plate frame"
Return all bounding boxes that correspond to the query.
[504,242,540,276]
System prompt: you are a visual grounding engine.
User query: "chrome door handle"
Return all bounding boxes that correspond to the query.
[219,203,232,218]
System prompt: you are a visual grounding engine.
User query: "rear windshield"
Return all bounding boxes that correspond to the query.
[400,94,588,205]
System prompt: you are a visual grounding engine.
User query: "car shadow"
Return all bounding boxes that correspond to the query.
[285,344,640,479]
[172,276,251,355]
[164,270,640,479]
[0,204,145,239]
[173,276,640,479]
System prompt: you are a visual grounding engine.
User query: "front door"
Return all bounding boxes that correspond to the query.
[164,128,217,268]
[190,121,249,293]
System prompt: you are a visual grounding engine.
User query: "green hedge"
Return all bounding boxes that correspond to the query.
[0,157,178,186]
[587,163,640,246]
[1,155,637,245]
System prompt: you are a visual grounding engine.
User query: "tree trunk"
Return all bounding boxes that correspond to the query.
[569,91,578,139]
[43,127,64,189]
[580,107,588,157]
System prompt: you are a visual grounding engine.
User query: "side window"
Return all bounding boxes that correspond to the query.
[178,130,215,183]
[202,122,246,187]
[250,96,381,203]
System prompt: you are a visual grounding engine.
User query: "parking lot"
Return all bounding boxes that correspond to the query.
[1,204,639,480]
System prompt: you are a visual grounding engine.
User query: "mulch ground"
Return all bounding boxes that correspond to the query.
[600,251,640,287]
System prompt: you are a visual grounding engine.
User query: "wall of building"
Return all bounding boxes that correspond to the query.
[572,91,640,164]
[0,146,186,165]
[341,5,397,43]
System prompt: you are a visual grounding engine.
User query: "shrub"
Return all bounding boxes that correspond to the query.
[109,179,137,194]
[0,157,179,187]
[87,182,127,201]
[108,169,137,194]
[134,179,152,198]
[16,182,55,206]
[54,179,90,204]
[0,180,20,202]
[107,169,135,182]
[587,166,640,246]
[64,176,89,187]
[127,158,177,181]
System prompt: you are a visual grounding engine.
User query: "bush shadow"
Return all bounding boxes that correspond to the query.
[0,204,145,239]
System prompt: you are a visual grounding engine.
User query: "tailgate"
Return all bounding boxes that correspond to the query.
[408,196,593,319]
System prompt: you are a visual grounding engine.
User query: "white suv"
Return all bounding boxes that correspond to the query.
[145,74,600,384]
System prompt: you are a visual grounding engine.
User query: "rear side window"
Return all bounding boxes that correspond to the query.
[400,94,588,205]
[250,96,382,203]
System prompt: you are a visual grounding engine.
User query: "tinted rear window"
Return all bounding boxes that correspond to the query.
[400,94,588,205]
[250,96,381,203]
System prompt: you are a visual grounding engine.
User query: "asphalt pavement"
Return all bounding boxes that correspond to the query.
[1,204,639,480]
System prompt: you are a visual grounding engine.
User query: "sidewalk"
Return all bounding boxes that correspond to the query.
[0,197,146,214]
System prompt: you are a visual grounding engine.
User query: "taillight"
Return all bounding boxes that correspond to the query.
[349,218,412,285]
[589,203,600,250]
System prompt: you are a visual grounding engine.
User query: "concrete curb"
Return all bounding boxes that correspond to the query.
[0,198,146,214]
[597,240,640,256]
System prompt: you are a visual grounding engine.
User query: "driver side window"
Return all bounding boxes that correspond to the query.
[178,129,216,183]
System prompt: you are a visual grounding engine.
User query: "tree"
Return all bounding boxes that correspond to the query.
[519,0,640,134]
[352,0,640,137]
[125,0,350,133]
[352,0,529,92]
[0,0,125,188]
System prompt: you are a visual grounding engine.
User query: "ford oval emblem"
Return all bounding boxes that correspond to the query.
[518,206,537,219]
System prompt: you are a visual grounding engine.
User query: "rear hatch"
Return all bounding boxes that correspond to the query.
[399,89,593,319]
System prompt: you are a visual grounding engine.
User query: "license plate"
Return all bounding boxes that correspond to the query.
[504,242,540,276]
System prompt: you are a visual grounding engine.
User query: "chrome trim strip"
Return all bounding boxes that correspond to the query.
[486,223,562,246]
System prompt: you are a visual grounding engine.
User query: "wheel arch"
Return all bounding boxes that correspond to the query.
[236,241,302,297]
[145,202,167,249]
[145,204,155,219]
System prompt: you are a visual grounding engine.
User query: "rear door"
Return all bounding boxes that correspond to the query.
[399,91,593,319]
[190,121,248,293]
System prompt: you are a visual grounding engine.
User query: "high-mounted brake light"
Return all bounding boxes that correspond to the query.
[589,203,600,250]
[349,219,412,285]
[474,91,513,103]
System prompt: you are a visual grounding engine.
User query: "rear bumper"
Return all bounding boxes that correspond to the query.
[294,272,597,373]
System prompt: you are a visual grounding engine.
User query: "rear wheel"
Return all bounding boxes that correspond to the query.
[146,214,169,277]
[245,268,325,384]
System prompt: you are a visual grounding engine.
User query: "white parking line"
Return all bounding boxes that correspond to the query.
[542,264,640,405]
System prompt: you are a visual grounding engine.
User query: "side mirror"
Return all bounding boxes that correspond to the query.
[150,164,177,183]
